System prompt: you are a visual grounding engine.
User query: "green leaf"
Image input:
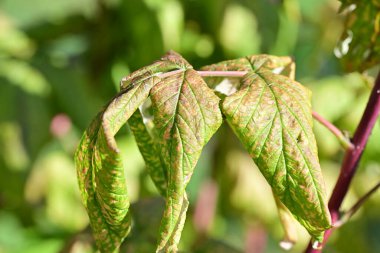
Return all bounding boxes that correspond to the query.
[75,112,131,253]
[120,58,179,91]
[128,109,167,195]
[75,59,168,252]
[222,69,331,241]
[203,54,294,72]
[150,52,223,252]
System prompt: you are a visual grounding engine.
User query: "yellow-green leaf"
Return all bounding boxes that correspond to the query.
[75,59,169,252]
[150,52,223,252]
[222,69,331,241]
[201,54,295,89]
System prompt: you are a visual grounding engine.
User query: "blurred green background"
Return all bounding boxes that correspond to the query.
[0,0,379,252]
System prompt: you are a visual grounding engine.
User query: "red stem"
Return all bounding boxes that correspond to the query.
[312,111,354,150]
[311,111,342,139]
[197,70,247,77]
[158,70,248,79]
[305,71,380,252]
[337,181,380,226]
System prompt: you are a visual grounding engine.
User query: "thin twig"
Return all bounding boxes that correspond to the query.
[335,181,380,227]
[312,111,354,150]
[305,71,380,252]
[197,70,248,77]
[157,69,184,78]
[158,70,248,78]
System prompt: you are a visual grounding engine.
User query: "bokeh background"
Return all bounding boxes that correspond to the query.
[0,0,379,252]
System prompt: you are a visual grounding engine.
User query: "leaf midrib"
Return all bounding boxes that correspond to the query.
[256,72,325,224]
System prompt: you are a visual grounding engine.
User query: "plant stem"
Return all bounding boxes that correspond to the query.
[336,181,380,227]
[197,70,248,77]
[157,69,184,78]
[158,70,248,78]
[305,71,380,253]
[312,111,354,150]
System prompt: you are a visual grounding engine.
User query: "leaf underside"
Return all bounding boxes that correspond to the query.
[75,89,148,252]
[75,54,181,252]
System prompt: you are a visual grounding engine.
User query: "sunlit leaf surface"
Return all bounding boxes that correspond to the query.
[221,67,331,241]
[150,52,223,252]
[75,60,166,252]
[3,1,380,253]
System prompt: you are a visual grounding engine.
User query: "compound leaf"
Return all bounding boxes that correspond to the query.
[222,69,331,241]
[150,52,223,252]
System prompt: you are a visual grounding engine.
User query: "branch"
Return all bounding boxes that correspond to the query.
[305,71,380,252]
[335,181,380,227]
[312,111,354,150]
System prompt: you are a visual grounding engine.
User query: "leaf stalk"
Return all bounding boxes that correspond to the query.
[311,111,354,150]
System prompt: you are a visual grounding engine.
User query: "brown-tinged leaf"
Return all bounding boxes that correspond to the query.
[150,52,223,252]
[222,69,331,241]
[75,57,172,252]
[201,55,295,89]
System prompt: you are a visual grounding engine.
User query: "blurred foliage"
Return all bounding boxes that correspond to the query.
[0,0,379,252]
[337,0,380,72]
